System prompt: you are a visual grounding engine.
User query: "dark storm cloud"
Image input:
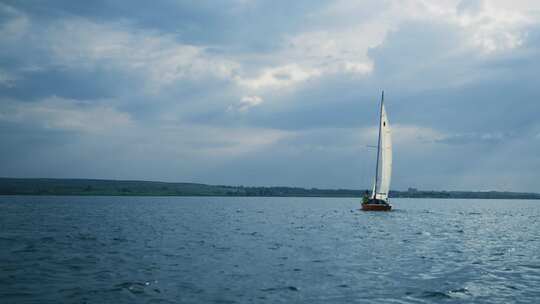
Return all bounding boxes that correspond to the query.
[2,0,327,51]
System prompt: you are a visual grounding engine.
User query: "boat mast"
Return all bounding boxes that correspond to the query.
[373,91,384,199]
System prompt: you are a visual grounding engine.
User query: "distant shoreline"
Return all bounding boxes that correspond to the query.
[1,177,539,200]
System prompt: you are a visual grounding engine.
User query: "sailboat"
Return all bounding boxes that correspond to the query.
[361,91,393,211]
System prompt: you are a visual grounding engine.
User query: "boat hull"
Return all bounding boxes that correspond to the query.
[361,203,392,211]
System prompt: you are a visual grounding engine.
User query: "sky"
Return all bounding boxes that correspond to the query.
[1,0,539,192]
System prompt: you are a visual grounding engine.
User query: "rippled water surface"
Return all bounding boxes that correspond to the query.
[1,196,540,303]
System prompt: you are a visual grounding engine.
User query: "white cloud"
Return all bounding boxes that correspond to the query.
[454,1,532,53]
[0,96,132,133]
[232,0,539,95]
[29,18,239,93]
[317,0,538,58]
[235,64,321,90]
[7,0,537,100]
[285,29,378,75]
[236,25,379,92]
[228,95,264,112]
[391,0,536,53]
[343,61,374,74]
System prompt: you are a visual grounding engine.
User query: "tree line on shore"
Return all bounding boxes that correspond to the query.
[1,178,539,199]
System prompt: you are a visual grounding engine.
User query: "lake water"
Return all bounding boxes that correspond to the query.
[1,196,539,303]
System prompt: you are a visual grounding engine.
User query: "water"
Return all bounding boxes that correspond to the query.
[1,196,539,303]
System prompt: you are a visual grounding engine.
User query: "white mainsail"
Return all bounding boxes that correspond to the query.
[377,104,392,200]
[372,100,392,201]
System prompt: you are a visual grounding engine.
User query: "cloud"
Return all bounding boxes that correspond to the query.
[228,95,264,112]
[175,125,291,157]
[1,1,540,191]
[0,96,132,133]
[41,19,240,92]
[435,132,509,145]
[0,6,243,99]
[0,3,29,40]
[235,64,321,91]
[0,69,17,88]
[280,28,378,75]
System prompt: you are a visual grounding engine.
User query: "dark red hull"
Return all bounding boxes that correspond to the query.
[361,203,392,211]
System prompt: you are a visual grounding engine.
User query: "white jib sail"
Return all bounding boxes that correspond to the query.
[377,104,392,200]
